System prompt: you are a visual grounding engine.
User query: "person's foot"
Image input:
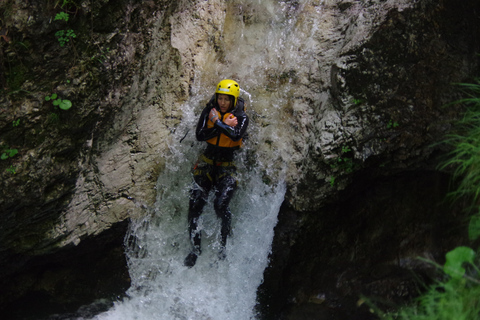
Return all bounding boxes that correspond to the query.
[184,252,198,268]
[218,246,226,261]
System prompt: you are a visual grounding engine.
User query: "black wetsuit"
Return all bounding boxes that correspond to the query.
[185,97,249,266]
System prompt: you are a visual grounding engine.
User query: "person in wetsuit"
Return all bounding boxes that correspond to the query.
[184,79,249,268]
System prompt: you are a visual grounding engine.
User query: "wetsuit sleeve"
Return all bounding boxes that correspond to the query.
[214,112,249,142]
[195,106,220,141]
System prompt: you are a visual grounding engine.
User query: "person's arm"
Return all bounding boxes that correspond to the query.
[195,106,220,141]
[215,111,249,142]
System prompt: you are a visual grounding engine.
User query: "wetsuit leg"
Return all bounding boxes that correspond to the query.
[213,171,237,251]
[185,173,212,268]
[188,174,212,254]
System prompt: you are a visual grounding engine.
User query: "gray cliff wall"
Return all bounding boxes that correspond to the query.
[260,0,480,318]
[0,0,479,318]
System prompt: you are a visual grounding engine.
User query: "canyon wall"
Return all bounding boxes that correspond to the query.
[0,0,479,318]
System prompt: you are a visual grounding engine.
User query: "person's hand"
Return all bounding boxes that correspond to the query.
[209,108,219,123]
[224,114,238,127]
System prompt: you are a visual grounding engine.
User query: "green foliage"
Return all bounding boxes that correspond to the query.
[382,79,480,320]
[352,98,364,105]
[385,246,480,320]
[329,176,335,187]
[385,275,480,320]
[45,93,72,110]
[443,246,476,280]
[1,147,18,160]
[53,7,76,48]
[341,145,351,153]
[6,165,16,174]
[12,119,20,127]
[387,119,400,129]
[336,157,354,173]
[56,0,77,9]
[381,246,480,320]
[439,79,480,206]
[330,145,354,174]
[54,11,69,22]
[55,29,76,47]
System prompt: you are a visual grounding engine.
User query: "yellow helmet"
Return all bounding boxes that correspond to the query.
[215,79,240,106]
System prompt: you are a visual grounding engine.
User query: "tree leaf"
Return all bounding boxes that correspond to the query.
[443,246,475,279]
[59,99,72,110]
[8,149,18,157]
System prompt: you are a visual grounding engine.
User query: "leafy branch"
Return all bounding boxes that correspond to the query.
[54,11,70,22]
[55,29,76,47]
[53,11,77,47]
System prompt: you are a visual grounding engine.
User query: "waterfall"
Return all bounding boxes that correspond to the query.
[93,91,285,319]
[92,0,321,318]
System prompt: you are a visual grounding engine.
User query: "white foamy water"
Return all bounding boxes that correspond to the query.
[94,92,286,319]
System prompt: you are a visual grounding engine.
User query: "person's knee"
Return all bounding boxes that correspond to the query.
[190,198,205,214]
[189,189,207,212]
[214,193,234,213]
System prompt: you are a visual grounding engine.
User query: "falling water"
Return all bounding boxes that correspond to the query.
[93,88,286,320]
[95,110,285,320]
[93,0,322,319]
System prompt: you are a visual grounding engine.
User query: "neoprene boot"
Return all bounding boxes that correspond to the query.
[184,251,198,267]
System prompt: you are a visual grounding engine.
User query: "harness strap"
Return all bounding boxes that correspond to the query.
[200,154,235,167]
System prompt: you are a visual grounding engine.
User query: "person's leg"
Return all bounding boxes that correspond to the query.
[214,171,237,259]
[185,168,212,267]
[188,187,207,253]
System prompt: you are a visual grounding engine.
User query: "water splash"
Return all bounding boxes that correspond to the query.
[92,87,286,319]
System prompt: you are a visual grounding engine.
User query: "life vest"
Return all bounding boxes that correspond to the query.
[206,112,242,148]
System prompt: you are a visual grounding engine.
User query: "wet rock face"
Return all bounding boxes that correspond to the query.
[0,0,184,254]
[0,0,479,318]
